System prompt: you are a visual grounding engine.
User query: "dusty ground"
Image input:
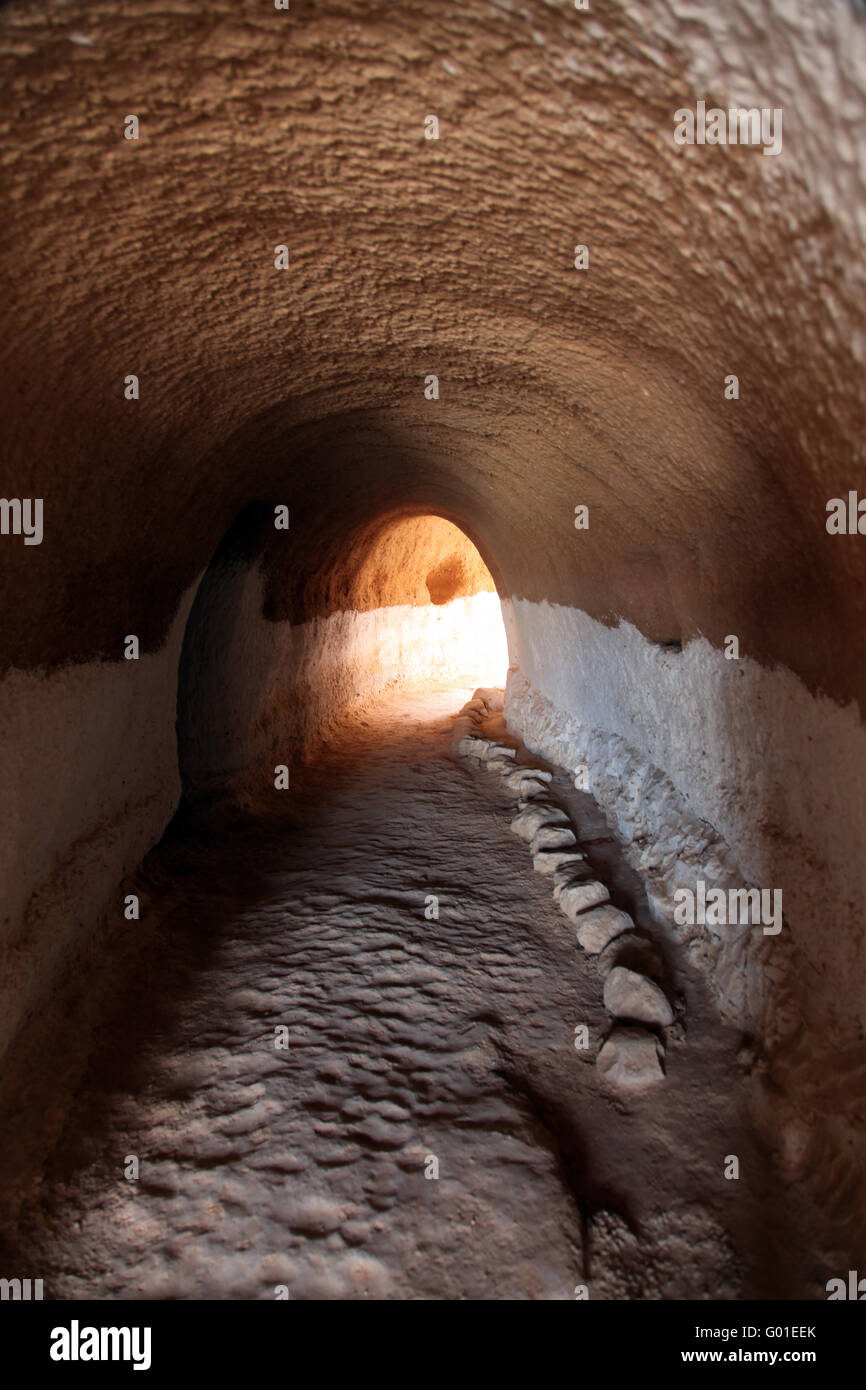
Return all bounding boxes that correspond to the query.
[0,685,808,1299]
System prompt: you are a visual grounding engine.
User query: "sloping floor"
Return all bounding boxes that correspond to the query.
[0,684,802,1299]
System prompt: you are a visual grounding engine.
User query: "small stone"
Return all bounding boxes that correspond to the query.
[284,1196,344,1235]
[473,687,504,712]
[532,849,587,876]
[530,824,577,852]
[553,866,587,900]
[558,878,609,917]
[517,793,557,811]
[603,966,674,1026]
[457,736,491,758]
[596,931,663,979]
[479,742,515,762]
[351,1115,412,1148]
[511,804,569,842]
[517,782,548,800]
[503,767,552,793]
[340,1221,372,1247]
[575,903,634,953]
[596,1026,665,1088]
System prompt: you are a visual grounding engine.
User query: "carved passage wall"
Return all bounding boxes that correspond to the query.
[0,0,864,1310]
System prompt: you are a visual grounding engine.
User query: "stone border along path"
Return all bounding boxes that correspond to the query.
[453,687,681,1091]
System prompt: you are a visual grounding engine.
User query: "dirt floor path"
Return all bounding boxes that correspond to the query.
[0,684,784,1299]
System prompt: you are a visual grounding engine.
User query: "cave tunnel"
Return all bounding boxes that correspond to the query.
[176,506,509,800]
[0,0,865,1316]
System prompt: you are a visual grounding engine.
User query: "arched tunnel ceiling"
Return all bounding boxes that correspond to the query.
[1,0,864,707]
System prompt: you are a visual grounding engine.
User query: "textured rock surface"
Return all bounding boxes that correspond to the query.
[604,967,675,1028]
[587,1206,741,1300]
[532,849,587,877]
[0,0,864,698]
[511,804,570,843]
[0,0,864,1284]
[575,904,634,955]
[503,769,552,798]
[529,824,577,853]
[557,878,610,920]
[597,1027,666,1091]
[596,932,665,984]
[0,688,785,1298]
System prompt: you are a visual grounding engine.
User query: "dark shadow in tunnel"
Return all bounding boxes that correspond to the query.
[176,502,275,803]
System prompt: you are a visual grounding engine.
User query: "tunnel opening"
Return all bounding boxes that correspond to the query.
[176,504,509,804]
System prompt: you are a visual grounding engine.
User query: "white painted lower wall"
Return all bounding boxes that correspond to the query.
[503,598,866,1051]
[0,583,200,1060]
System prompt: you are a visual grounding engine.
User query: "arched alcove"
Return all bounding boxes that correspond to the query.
[177,502,509,800]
